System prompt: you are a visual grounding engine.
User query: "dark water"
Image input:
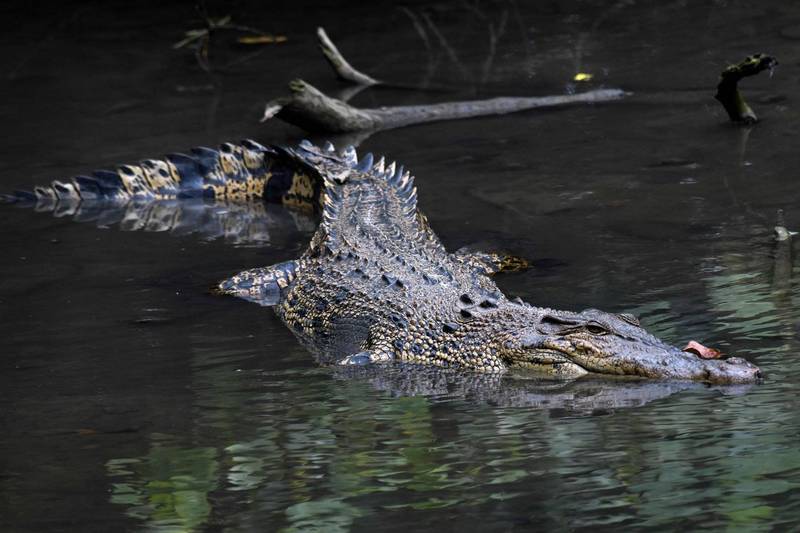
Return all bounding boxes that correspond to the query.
[2,1,800,531]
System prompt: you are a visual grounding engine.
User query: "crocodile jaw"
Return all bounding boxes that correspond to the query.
[539,339,762,384]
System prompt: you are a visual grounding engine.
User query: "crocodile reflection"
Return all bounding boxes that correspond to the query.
[331,364,752,411]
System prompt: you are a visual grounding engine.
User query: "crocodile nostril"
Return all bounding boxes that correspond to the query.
[724,357,746,365]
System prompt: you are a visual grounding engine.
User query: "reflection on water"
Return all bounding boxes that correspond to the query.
[107,442,218,532]
[11,197,316,247]
[99,360,796,532]
[3,0,800,531]
[100,318,791,531]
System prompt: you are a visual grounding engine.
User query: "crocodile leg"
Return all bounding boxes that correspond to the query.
[338,350,395,366]
[216,260,297,306]
[454,248,529,276]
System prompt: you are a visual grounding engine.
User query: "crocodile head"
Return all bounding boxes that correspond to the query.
[502,307,761,384]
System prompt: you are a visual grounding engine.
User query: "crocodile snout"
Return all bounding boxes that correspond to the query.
[723,356,763,380]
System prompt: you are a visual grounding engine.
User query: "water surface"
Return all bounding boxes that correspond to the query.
[2,1,800,531]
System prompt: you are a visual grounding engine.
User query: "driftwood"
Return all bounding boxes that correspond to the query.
[261,27,626,134]
[715,53,778,124]
[263,79,625,133]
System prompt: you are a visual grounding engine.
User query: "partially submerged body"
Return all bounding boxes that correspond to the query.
[227,143,761,384]
[4,140,762,384]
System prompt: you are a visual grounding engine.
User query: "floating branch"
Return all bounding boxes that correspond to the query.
[715,53,778,124]
[262,79,625,133]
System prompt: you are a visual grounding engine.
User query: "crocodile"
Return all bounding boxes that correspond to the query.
[3,140,761,384]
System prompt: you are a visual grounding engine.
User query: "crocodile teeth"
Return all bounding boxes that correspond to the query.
[373,157,385,174]
[323,141,335,153]
[299,139,314,151]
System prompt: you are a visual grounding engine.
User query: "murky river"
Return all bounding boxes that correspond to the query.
[2,1,800,531]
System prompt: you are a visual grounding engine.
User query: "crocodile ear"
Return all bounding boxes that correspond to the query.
[617,313,641,327]
[216,260,297,306]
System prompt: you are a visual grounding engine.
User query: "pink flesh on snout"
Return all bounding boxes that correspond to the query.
[683,340,723,360]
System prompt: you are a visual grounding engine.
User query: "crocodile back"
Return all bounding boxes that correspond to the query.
[277,145,507,365]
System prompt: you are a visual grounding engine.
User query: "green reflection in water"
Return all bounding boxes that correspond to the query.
[103,370,800,532]
[106,438,218,533]
[283,498,364,533]
[226,437,280,492]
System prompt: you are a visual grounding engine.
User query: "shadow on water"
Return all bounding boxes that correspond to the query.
[3,0,800,531]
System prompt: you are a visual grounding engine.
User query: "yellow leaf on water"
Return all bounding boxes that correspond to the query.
[237,35,288,45]
[574,72,593,82]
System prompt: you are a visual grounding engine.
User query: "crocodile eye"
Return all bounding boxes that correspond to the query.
[586,323,608,336]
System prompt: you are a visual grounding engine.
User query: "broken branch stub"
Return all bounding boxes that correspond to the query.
[317,27,379,86]
[715,53,778,124]
[273,80,379,132]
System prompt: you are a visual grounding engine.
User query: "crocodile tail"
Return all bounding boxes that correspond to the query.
[217,260,297,306]
[0,140,336,243]
[1,139,325,206]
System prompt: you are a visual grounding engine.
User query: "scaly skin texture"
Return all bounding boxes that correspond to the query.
[2,139,761,384]
[259,143,761,384]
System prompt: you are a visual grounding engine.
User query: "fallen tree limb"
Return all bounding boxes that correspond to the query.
[261,26,626,134]
[715,53,778,124]
[263,79,626,133]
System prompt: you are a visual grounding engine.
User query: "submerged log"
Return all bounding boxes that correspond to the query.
[264,79,626,133]
[260,26,626,134]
